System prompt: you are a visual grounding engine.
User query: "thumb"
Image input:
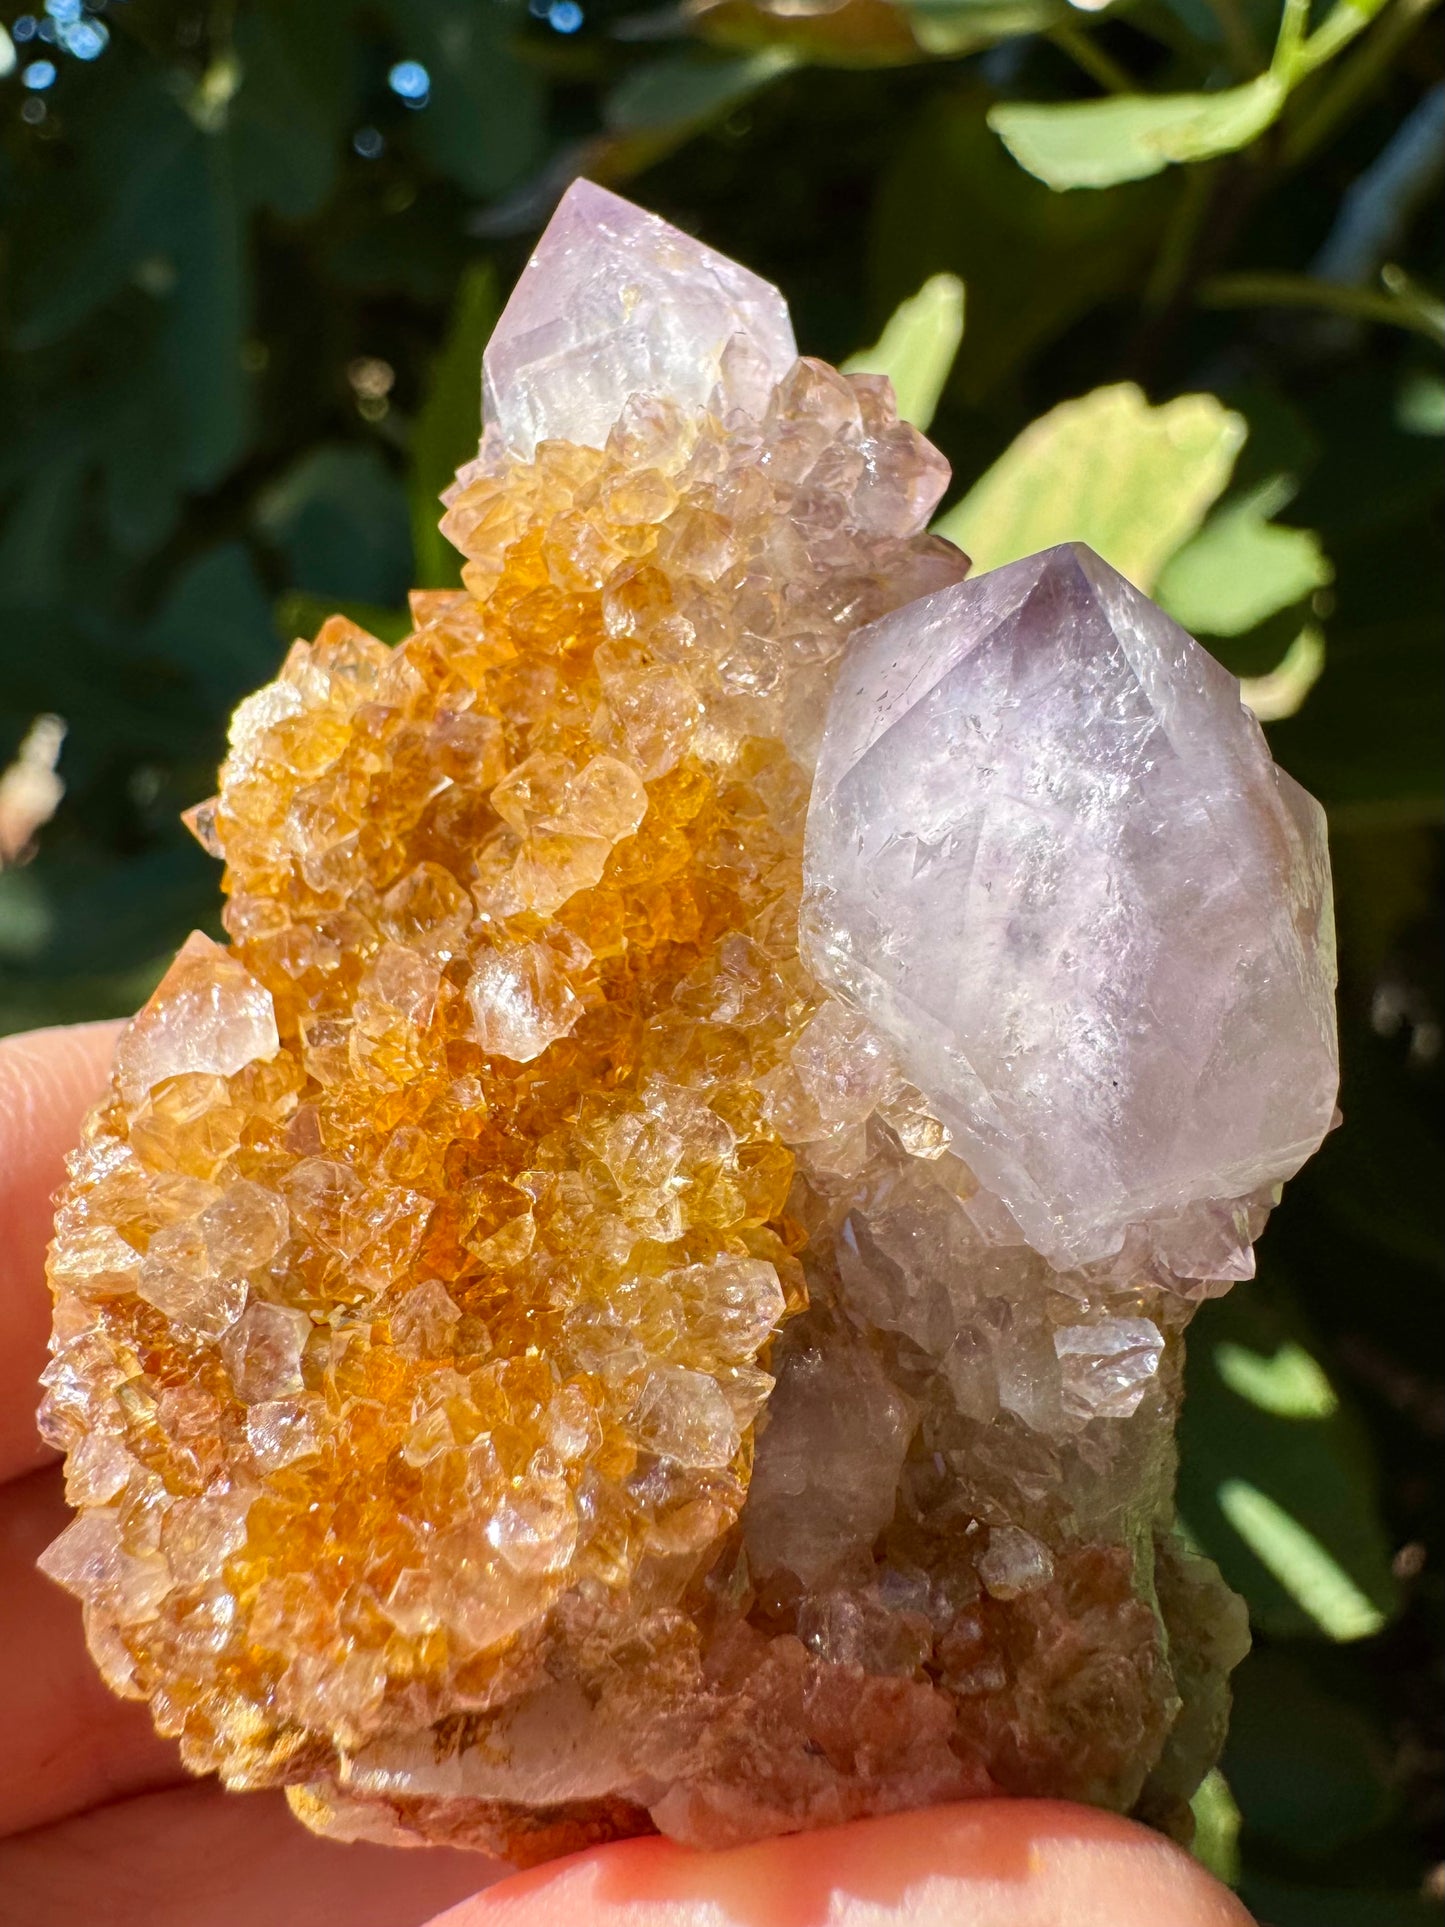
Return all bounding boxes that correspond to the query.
[425,1800,1255,1927]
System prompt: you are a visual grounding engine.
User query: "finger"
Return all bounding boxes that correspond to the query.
[0,1464,184,1839]
[428,1801,1256,1927]
[0,1022,122,1484]
[0,1780,500,1927]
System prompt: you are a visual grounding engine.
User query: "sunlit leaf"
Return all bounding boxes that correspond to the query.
[871,91,1167,399]
[1217,1481,1387,1640]
[1213,1338,1339,1419]
[844,273,965,431]
[987,0,1392,191]
[1156,479,1333,636]
[989,75,1285,190]
[934,382,1244,588]
[1177,1277,1400,1640]
[1189,1769,1242,1887]
[1239,625,1326,722]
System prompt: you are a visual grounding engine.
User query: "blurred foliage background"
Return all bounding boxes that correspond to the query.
[0,0,1441,1916]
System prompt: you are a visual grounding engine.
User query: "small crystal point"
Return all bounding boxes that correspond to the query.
[801,540,1339,1272]
[482,178,797,458]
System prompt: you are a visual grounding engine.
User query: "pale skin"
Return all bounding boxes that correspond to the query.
[0,1023,1256,1927]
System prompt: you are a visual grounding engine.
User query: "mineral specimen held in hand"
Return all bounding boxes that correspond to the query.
[801,542,1339,1275]
[41,180,1331,1866]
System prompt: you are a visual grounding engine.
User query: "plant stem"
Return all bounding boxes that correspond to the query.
[1200,268,1445,343]
[1286,0,1442,163]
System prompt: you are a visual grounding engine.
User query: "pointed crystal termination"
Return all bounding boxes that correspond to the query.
[481,178,797,458]
[801,541,1339,1275]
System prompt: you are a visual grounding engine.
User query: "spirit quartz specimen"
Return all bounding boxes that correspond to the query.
[40,181,1338,1865]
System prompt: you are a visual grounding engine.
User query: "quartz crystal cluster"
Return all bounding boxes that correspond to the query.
[41,181,1337,1865]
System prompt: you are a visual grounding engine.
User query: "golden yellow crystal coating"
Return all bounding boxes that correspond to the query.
[42,362,988,1857]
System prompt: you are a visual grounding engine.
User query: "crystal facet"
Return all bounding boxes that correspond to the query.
[802,542,1339,1272]
[481,178,797,460]
[42,188,1324,1868]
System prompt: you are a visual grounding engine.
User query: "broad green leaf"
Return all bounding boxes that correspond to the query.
[1156,480,1333,636]
[989,76,1284,190]
[605,49,798,135]
[229,0,357,219]
[8,73,197,349]
[1177,1275,1400,1640]
[257,446,412,609]
[843,274,965,432]
[409,264,500,590]
[934,382,1244,588]
[988,0,1392,191]
[144,546,280,709]
[376,0,543,197]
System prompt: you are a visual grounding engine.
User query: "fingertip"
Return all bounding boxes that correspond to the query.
[0,1021,123,1482]
[428,1801,1255,1927]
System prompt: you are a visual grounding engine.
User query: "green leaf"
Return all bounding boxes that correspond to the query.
[1156,480,1333,636]
[871,91,1168,401]
[934,382,1245,588]
[1239,625,1326,722]
[989,75,1285,191]
[143,545,280,709]
[409,264,499,591]
[376,0,543,196]
[987,0,1392,191]
[1216,1481,1387,1640]
[1189,1769,1242,1888]
[843,274,965,432]
[1225,1650,1395,1852]
[906,0,1074,56]
[1213,1338,1339,1419]
[605,48,798,136]
[257,446,412,609]
[228,0,357,219]
[1177,1277,1401,1640]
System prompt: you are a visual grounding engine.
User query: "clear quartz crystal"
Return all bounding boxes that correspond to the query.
[45,191,1310,1868]
[481,178,797,460]
[802,541,1339,1274]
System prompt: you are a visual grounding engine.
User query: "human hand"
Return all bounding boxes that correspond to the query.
[0,1022,1254,1927]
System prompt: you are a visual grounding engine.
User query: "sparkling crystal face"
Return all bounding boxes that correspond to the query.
[801,542,1339,1271]
[481,178,797,459]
